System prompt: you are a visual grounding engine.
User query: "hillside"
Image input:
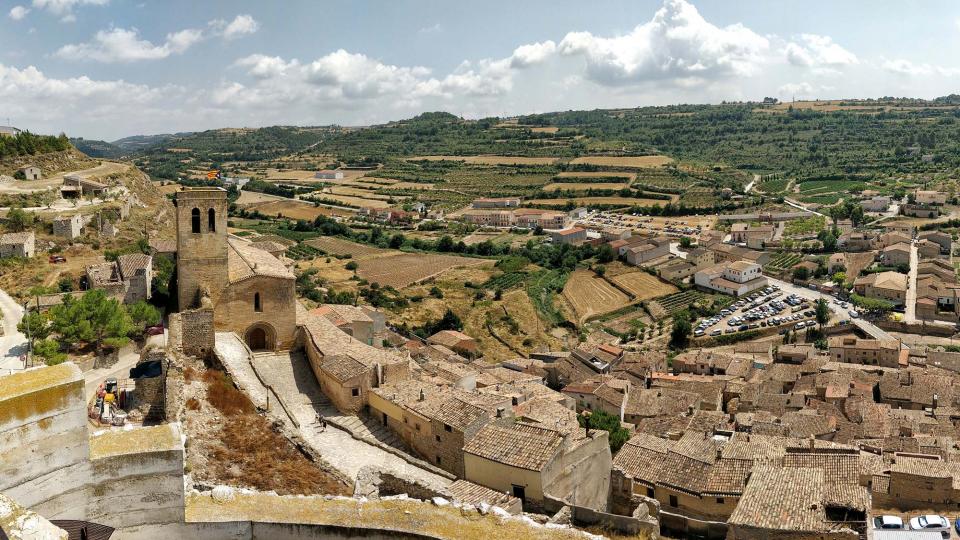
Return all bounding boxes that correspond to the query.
[0,147,97,177]
[70,138,125,159]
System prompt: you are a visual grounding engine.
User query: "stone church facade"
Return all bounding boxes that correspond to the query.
[175,187,297,350]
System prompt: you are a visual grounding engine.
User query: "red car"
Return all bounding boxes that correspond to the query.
[145,325,164,336]
[48,255,66,264]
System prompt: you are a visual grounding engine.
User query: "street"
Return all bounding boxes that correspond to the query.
[904,242,919,323]
[0,289,28,374]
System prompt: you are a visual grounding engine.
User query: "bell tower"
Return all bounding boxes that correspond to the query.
[175,187,228,310]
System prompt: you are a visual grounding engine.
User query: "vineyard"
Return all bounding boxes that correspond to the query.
[764,252,804,272]
[304,237,389,258]
[648,290,706,319]
[358,253,489,289]
[483,272,527,291]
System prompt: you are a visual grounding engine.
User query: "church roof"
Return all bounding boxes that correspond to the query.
[227,236,294,283]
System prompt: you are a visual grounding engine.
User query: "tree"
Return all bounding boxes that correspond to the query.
[578,410,629,452]
[792,266,810,281]
[18,311,50,346]
[679,236,693,249]
[49,289,133,353]
[594,264,606,277]
[345,261,359,272]
[57,276,73,292]
[815,298,830,328]
[670,310,693,349]
[832,271,847,285]
[6,207,33,232]
[127,301,161,329]
[152,255,175,301]
[596,244,615,263]
[388,234,405,249]
[33,339,66,366]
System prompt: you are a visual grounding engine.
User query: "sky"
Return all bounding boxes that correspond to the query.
[2,0,960,140]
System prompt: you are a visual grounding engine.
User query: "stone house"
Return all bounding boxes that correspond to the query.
[427,330,478,356]
[880,243,911,267]
[902,203,939,218]
[312,304,384,347]
[549,227,587,245]
[827,337,907,369]
[463,419,611,512]
[561,376,630,420]
[837,231,875,252]
[0,231,34,258]
[872,455,960,510]
[17,165,40,180]
[86,253,153,304]
[52,214,83,240]
[624,237,671,266]
[853,271,908,305]
[915,190,948,205]
[918,230,952,254]
[61,174,106,198]
[368,380,510,476]
[917,239,942,259]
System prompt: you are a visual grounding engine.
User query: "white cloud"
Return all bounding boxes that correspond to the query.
[31,0,107,21]
[557,0,769,85]
[509,40,556,68]
[784,34,857,67]
[8,5,30,20]
[210,14,259,40]
[881,58,960,77]
[55,26,203,62]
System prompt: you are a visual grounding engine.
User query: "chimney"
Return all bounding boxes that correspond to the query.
[688,405,695,416]
[419,389,425,402]
[808,435,815,451]
[933,393,939,410]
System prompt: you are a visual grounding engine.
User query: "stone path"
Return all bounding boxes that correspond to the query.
[216,334,450,489]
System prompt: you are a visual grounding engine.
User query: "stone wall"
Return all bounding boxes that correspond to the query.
[175,188,229,310]
[543,430,612,511]
[169,308,214,359]
[215,275,297,350]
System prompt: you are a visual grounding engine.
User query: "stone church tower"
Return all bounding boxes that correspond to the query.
[175,188,229,310]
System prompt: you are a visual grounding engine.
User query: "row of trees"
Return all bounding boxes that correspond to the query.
[18,290,161,365]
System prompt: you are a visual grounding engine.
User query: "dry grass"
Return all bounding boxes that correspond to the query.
[556,171,636,180]
[246,200,353,220]
[569,155,673,167]
[203,369,256,416]
[319,194,392,208]
[609,271,678,300]
[562,269,631,323]
[304,236,392,258]
[185,398,201,411]
[407,155,559,165]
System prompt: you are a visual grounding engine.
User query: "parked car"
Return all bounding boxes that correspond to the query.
[48,255,66,264]
[873,515,904,530]
[849,310,860,318]
[908,515,949,536]
[145,324,164,336]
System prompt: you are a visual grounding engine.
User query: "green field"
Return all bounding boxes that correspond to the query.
[765,252,803,271]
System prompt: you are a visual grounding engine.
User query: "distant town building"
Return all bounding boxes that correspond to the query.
[314,170,344,180]
[0,126,21,137]
[471,197,521,209]
[548,227,587,245]
[694,260,767,297]
[828,336,907,368]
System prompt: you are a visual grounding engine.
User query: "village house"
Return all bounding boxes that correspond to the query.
[147,238,177,261]
[427,329,478,357]
[860,195,891,212]
[918,230,952,254]
[0,231,34,258]
[624,236,672,266]
[901,203,939,219]
[549,227,587,245]
[837,231,875,252]
[872,454,960,510]
[853,271,908,305]
[312,304,385,347]
[86,253,153,304]
[656,259,698,281]
[314,170,344,180]
[0,125,21,137]
[707,243,770,266]
[917,238,942,259]
[730,223,775,248]
[52,214,83,240]
[828,336,907,368]
[61,174,107,198]
[915,190,948,205]
[694,260,767,297]
[462,419,611,512]
[560,375,631,420]
[878,231,912,248]
[880,243,911,267]
[598,227,631,241]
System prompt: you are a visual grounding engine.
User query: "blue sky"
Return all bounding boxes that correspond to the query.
[2,0,960,140]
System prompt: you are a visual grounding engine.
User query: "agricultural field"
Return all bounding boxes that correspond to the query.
[647,290,707,319]
[304,237,390,258]
[569,156,673,167]
[408,155,559,165]
[528,196,677,207]
[358,253,491,289]
[543,183,631,192]
[235,191,289,205]
[757,178,790,193]
[562,269,631,323]
[243,199,352,220]
[599,308,653,337]
[608,271,678,301]
[285,243,325,260]
[310,194,394,208]
[764,252,803,272]
[795,179,869,198]
[555,171,636,180]
[783,215,826,237]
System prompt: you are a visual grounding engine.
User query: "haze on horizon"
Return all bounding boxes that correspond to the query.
[2,0,960,140]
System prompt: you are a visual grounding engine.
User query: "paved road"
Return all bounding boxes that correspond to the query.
[744,174,758,193]
[783,197,827,218]
[904,242,919,323]
[0,289,27,374]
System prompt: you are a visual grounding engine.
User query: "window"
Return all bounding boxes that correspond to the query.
[254,292,262,312]
[435,435,441,442]
[716,497,725,504]
[669,495,678,507]
[436,456,442,465]
[351,388,359,397]
[208,208,216,232]
[415,423,421,432]
[646,487,655,497]
[444,424,452,432]
[191,208,200,233]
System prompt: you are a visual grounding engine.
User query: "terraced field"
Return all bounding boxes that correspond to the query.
[765,252,803,272]
[543,183,631,192]
[608,271,678,300]
[562,270,631,323]
[358,253,490,289]
[569,156,673,167]
[648,290,707,319]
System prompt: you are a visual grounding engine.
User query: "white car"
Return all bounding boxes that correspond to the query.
[848,310,860,318]
[908,514,949,535]
[873,515,904,530]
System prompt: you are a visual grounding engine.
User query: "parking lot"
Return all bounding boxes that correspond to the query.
[870,511,959,539]
[694,284,820,338]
